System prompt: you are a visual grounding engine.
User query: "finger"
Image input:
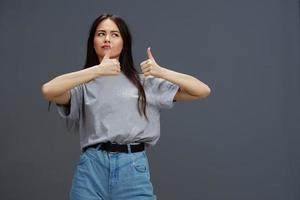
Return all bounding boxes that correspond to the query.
[140,63,148,71]
[112,58,119,62]
[113,59,119,64]
[142,66,151,73]
[144,72,151,76]
[140,60,147,66]
[140,59,151,66]
[103,49,111,59]
[141,63,150,70]
[113,60,119,65]
[115,65,121,71]
[147,47,154,60]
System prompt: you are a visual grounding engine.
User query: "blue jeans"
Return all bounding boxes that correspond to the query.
[70,143,157,200]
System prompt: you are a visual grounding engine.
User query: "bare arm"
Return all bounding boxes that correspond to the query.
[140,47,211,101]
[41,66,102,105]
[41,50,121,105]
[159,67,211,100]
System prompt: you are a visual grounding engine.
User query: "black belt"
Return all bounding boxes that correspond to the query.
[82,141,145,153]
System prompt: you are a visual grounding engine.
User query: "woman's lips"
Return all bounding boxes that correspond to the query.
[102,45,111,49]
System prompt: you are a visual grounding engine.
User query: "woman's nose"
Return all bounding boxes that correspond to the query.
[105,35,110,42]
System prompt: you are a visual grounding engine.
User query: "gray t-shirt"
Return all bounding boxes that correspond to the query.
[56,72,179,150]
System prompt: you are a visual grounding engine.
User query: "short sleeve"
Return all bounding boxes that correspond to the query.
[55,84,84,121]
[144,76,180,109]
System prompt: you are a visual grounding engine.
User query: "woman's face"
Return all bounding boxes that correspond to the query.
[94,18,124,61]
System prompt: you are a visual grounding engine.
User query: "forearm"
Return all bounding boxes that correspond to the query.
[42,65,101,98]
[158,67,211,97]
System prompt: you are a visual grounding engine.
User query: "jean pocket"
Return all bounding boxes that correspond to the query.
[78,153,88,166]
[133,151,149,173]
[84,147,98,160]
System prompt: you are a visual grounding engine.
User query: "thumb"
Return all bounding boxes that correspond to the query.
[147,47,154,60]
[103,49,111,59]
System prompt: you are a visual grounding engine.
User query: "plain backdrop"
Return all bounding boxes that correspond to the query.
[0,0,299,199]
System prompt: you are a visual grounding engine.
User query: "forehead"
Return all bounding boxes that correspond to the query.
[96,19,119,31]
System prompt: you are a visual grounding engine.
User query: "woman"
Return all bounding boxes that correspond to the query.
[41,13,211,200]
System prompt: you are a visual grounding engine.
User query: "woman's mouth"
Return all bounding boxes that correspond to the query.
[102,45,111,49]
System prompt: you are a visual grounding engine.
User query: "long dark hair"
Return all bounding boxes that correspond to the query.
[48,14,148,121]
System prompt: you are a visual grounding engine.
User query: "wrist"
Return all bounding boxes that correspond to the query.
[91,64,103,76]
[158,67,169,78]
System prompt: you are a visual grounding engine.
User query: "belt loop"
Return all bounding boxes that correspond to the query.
[127,144,132,153]
[96,143,102,150]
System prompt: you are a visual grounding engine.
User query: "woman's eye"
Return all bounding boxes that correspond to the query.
[97,33,119,37]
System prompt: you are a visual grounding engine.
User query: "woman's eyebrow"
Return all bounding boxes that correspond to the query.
[97,29,120,33]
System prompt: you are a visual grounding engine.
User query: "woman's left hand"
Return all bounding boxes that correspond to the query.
[140,47,164,77]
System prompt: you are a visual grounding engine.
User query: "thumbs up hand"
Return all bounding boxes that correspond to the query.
[98,50,121,76]
[140,47,164,77]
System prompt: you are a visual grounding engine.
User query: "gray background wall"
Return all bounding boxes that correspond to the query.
[0,0,299,199]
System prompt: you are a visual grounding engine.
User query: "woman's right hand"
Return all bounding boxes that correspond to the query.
[98,50,121,76]
[42,50,120,103]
